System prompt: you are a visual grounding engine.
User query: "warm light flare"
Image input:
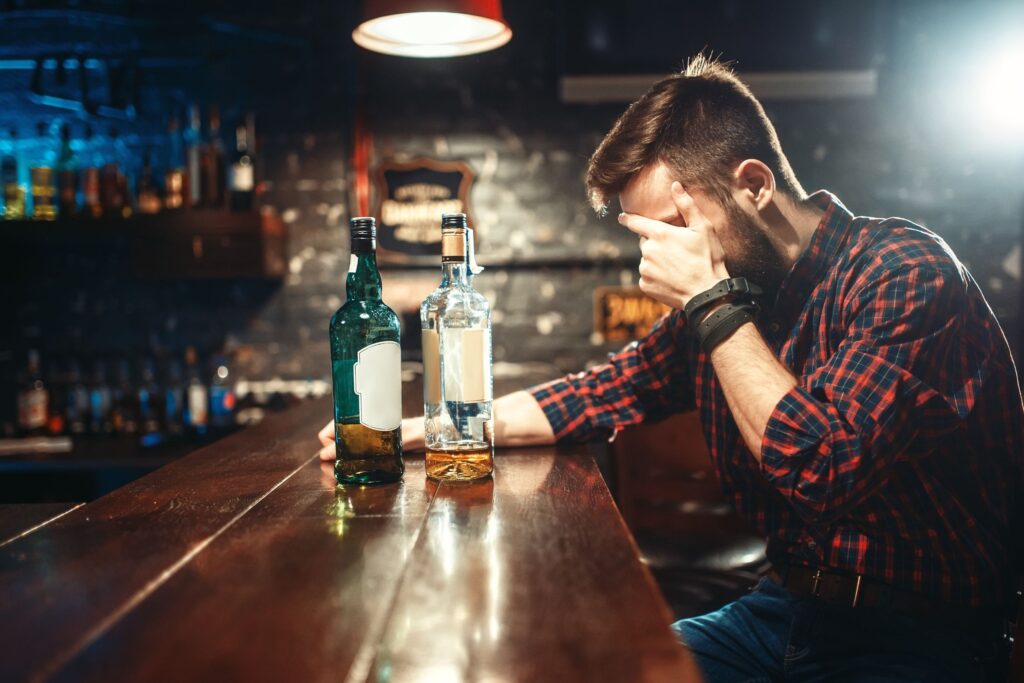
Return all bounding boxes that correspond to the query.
[353,11,512,58]
[971,42,1024,141]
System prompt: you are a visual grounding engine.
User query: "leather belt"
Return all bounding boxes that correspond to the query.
[769,565,998,631]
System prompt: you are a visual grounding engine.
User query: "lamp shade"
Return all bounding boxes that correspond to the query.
[353,0,512,58]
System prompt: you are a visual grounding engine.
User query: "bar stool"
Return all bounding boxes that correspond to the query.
[611,410,769,619]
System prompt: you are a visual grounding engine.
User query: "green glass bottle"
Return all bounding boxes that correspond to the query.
[330,217,404,485]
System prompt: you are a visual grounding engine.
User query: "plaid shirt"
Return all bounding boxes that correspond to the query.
[531,191,1023,607]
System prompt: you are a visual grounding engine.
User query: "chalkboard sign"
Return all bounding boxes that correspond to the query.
[372,157,475,262]
[593,286,671,342]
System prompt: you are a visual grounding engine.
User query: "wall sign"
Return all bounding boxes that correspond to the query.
[593,286,671,342]
[372,157,475,262]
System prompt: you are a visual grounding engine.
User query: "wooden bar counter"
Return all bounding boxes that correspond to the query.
[0,397,701,682]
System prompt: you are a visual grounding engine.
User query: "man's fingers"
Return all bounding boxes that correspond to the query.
[319,443,336,461]
[618,212,664,239]
[318,420,333,447]
[671,182,708,230]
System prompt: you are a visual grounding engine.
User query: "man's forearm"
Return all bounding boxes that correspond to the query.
[493,390,556,447]
[709,322,796,461]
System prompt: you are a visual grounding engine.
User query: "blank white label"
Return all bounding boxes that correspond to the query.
[442,328,492,403]
[354,341,402,431]
[422,328,441,405]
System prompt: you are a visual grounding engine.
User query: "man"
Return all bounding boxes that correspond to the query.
[320,55,1023,680]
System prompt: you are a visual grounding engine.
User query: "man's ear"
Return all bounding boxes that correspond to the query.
[734,159,775,211]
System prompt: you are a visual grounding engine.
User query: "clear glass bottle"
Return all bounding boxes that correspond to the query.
[228,117,254,212]
[30,121,57,221]
[17,349,49,436]
[184,346,209,438]
[185,103,202,207]
[56,123,77,218]
[2,127,25,220]
[330,217,404,485]
[423,213,493,481]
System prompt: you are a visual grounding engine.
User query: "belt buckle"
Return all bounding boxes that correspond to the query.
[810,568,864,606]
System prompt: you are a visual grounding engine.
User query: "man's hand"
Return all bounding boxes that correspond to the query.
[318,421,334,461]
[618,181,729,309]
[317,417,426,461]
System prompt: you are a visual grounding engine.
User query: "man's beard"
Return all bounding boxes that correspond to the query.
[722,201,791,304]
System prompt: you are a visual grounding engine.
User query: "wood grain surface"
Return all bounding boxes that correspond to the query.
[0,397,700,682]
[0,502,83,547]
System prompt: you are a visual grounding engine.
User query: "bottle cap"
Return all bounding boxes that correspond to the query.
[350,216,376,252]
[441,213,467,228]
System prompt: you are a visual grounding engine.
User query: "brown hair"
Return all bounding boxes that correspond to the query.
[586,53,806,214]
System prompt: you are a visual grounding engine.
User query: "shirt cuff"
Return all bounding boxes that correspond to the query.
[760,385,831,480]
[528,376,597,444]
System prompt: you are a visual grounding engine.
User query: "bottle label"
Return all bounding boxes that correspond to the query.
[442,328,491,403]
[422,329,441,405]
[188,385,209,426]
[353,341,402,431]
[231,164,254,191]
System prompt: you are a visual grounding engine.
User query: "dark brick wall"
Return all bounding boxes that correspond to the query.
[3,0,1022,401]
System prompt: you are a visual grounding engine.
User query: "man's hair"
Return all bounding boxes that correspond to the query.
[586,53,806,214]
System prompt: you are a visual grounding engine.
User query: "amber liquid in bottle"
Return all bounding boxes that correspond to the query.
[425,444,493,481]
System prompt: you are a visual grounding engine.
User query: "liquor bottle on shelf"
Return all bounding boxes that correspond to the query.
[56,124,77,218]
[17,350,49,437]
[88,360,113,435]
[80,126,102,219]
[228,116,254,211]
[185,104,202,207]
[138,359,164,447]
[163,359,185,438]
[329,217,404,485]
[423,213,494,481]
[65,360,89,435]
[136,151,162,214]
[200,105,225,208]
[110,359,139,435]
[209,353,236,432]
[100,128,127,218]
[111,128,134,218]
[45,360,66,435]
[1,127,25,219]
[184,346,209,438]
[164,115,187,211]
[30,122,57,221]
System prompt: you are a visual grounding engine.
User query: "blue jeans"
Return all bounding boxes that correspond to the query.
[672,577,991,682]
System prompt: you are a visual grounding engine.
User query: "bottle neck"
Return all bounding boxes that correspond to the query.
[441,260,470,286]
[347,250,382,301]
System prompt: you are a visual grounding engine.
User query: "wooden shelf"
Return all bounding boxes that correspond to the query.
[0,210,287,280]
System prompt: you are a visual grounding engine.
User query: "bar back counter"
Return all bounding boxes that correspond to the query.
[0,396,702,682]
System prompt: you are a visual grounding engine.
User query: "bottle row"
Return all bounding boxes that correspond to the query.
[10,347,240,447]
[0,105,257,222]
[329,213,494,486]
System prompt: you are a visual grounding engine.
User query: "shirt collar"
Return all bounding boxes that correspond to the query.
[770,190,856,312]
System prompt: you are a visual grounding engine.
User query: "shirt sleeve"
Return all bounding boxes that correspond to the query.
[760,262,988,524]
[529,310,696,443]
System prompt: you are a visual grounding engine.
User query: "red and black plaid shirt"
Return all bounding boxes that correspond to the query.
[531,191,1024,607]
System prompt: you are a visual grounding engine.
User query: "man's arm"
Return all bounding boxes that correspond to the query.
[717,263,981,524]
[318,310,695,460]
[318,391,556,460]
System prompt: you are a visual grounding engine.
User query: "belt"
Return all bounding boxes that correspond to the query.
[769,564,998,631]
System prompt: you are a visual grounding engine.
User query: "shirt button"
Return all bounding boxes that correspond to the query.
[768,322,781,334]
[807,541,817,550]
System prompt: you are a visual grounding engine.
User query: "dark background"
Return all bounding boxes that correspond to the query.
[1,0,1022,427]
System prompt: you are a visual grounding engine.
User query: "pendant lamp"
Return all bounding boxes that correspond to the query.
[353,0,512,58]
